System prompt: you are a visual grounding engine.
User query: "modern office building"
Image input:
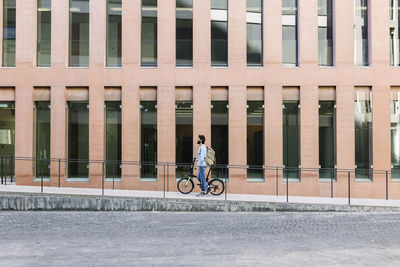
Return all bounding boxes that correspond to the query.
[0,0,400,199]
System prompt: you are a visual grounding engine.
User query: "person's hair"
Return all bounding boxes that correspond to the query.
[198,135,205,144]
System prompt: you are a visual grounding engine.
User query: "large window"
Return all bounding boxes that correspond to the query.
[69,0,89,67]
[211,0,228,67]
[211,101,228,179]
[2,0,16,67]
[390,0,400,66]
[105,102,121,179]
[141,101,157,179]
[246,0,263,66]
[107,0,122,67]
[176,0,193,67]
[319,101,335,178]
[35,102,51,179]
[67,102,89,179]
[37,0,51,67]
[354,0,369,66]
[247,101,264,180]
[391,91,400,178]
[176,101,193,178]
[0,102,15,160]
[282,0,298,67]
[141,0,157,67]
[354,89,372,179]
[318,0,333,66]
[283,101,300,179]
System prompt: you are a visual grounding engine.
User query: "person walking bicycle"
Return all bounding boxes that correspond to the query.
[195,135,210,196]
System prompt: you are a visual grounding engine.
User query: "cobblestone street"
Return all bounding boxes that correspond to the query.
[1,212,400,266]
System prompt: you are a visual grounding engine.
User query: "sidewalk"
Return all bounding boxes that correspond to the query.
[2,183,400,208]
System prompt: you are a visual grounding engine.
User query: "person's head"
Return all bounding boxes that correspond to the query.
[197,135,205,145]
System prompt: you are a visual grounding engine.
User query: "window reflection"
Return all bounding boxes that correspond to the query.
[283,101,300,179]
[107,0,122,67]
[282,0,298,66]
[2,0,16,67]
[247,101,264,180]
[246,0,263,66]
[211,101,228,179]
[176,0,193,66]
[391,91,400,178]
[69,0,89,67]
[176,101,193,178]
[0,102,15,177]
[37,0,51,67]
[105,101,121,179]
[141,101,157,179]
[319,101,335,179]
[318,0,333,66]
[142,0,157,67]
[211,0,228,66]
[35,102,51,179]
[354,0,369,66]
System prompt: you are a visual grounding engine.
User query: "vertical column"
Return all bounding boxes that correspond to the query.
[121,85,140,187]
[264,0,282,66]
[122,0,140,66]
[299,0,318,66]
[370,0,391,198]
[335,0,354,67]
[51,0,68,68]
[228,0,246,68]
[193,85,211,152]
[50,86,66,185]
[14,87,33,185]
[193,0,211,68]
[88,86,104,186]
[229,86,246,188]
[16,0,35,66]
[90,0,106,67]
[158,0,175,67]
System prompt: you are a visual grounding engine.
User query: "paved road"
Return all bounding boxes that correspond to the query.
[1,212,400,266]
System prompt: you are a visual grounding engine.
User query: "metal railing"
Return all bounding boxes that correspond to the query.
[0,155,397,205]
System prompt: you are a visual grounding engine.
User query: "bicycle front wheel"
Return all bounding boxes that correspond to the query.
[177,178,194,194]
[208,179,225,196]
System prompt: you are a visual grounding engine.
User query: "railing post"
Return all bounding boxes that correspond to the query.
[386,170,389,200]
[112,161,115,190]
[331,168,333,198]
[348,171,351,205]
[224,167,227,201]
[167,163,169,192]
[276,167,278,196]
[286,168,289,203]
[1,157,3,185]
[163,164,166,198]
[41,158,44,193]
[102,162,105,196]
[58,158,61,188]
[11,156,14,183]
[4,157,7,185]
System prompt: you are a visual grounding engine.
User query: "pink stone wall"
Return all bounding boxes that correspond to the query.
[0,0,399,198]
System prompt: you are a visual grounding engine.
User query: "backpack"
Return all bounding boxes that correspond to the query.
[205,147,216,166]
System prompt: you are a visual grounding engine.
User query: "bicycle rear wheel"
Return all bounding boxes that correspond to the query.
[177,177,194,194]
[208,179,224,196]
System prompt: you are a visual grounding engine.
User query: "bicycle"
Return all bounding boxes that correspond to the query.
[177,158,225,196]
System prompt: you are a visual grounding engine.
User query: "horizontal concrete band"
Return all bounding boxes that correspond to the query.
[1,192,399,212]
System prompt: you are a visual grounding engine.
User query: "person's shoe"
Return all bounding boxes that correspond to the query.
[196,192,206,197]
[206,186,211,195]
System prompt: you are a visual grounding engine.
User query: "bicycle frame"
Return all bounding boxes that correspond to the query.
[186,158,213,183]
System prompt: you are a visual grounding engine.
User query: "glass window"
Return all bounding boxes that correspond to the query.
[283,101,300,179]
[35,102,51,179]
[391,91,400,178]
[319,101,335,178]
[37,0,51,67]
[211,101,228,179]
[211,0,228,66]
[246,0,263,66]
[67,102,89,179]
[69,0,89,67]
[141,0,157,67]
[2,0,16,67]
[318,0,333,66]
[0,102,15,159]
[354,0,369,66]
[282,0,298,66]
[176,101,193,178]
[354,91,372,179]
[141,101,157,179]
[247,101,264,180]
[390,0,400,66]
[176,0,193,66]
[107,0,122,67]
[105,101,121,179]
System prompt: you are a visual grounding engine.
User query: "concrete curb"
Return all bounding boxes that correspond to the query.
[1,191,400,212]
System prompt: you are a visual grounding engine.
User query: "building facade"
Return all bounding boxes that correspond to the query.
[0,0,400,198]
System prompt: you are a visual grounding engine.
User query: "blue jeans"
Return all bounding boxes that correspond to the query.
[197,166,208,192]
